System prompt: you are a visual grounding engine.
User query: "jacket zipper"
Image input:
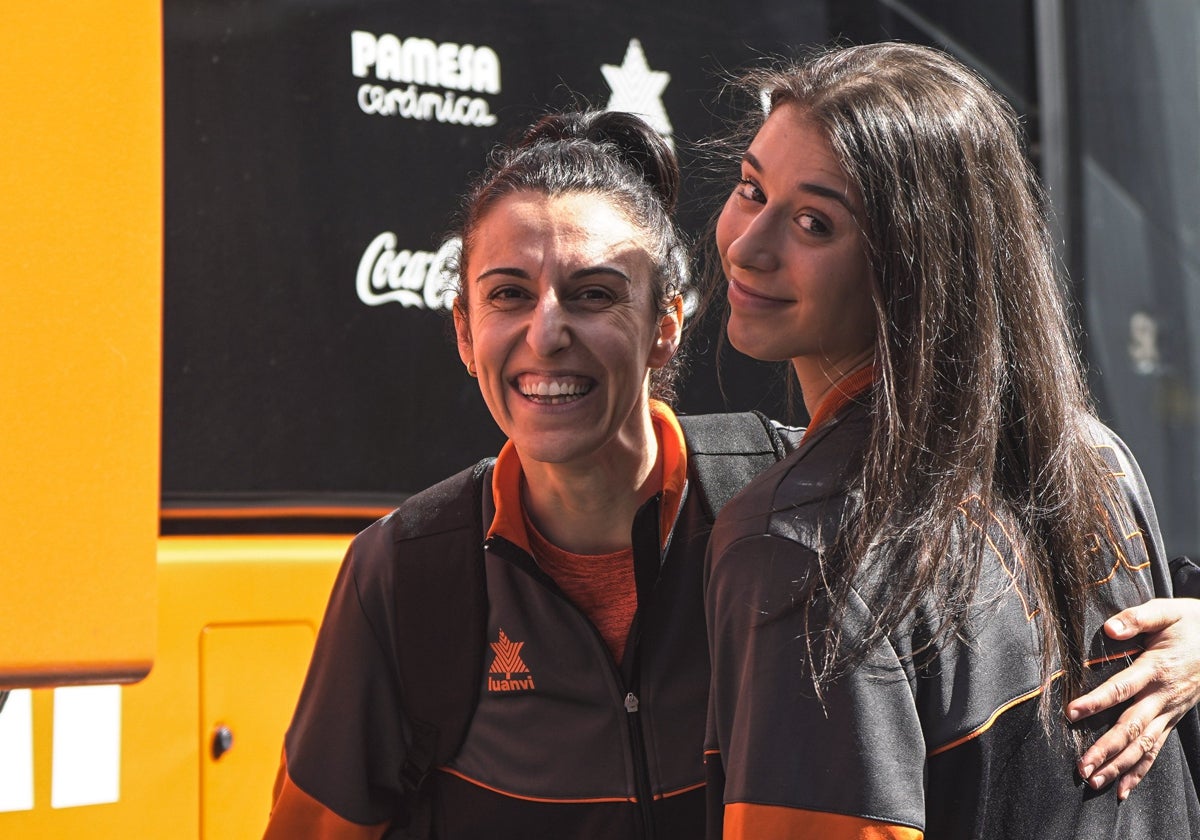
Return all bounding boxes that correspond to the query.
[486,528,663,839]
[624,492,667,840]
[625,690,657,840]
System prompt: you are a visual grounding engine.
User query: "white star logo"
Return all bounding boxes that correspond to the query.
[601,38,673,150]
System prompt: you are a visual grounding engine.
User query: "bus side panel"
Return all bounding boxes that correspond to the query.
[0,538,344,839]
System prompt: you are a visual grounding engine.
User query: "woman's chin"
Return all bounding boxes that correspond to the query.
[726,321,792,364]
[511,433,594,468]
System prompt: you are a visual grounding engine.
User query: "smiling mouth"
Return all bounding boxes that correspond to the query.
[517,376,593,405]
[729,277,790,303]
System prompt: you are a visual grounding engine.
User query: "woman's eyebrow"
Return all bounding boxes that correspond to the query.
[743,149,856,214]
[475,266,633,284]
[476,266,531,281]
[571,266,631,284]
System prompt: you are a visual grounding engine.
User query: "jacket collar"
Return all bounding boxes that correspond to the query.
[487,400,687,556]
[803,365,875,442]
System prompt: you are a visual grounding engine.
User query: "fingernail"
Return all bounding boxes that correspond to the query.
[1092,774,1105,789]
[1119,787,1130,801]
[1107,618,1126,633]
[1079,763,1094,779]
[1067,709,1081,722]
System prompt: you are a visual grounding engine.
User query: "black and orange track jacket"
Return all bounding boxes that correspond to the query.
[705,396,1200,839]
[265,407,790,839]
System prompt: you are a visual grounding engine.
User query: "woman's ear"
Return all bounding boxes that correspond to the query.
[648,295,684,369]
[453,297,474,369]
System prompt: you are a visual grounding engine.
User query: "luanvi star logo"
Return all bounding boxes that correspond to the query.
[487,628,536,692]
[601,38,673,150]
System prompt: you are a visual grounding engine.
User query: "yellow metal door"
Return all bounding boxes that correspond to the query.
[200,623,314,839]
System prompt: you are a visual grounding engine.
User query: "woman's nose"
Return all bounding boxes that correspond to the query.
[725,211,780,273]
[526,292,570,356]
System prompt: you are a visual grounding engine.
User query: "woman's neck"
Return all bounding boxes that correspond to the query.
[793,351,875,421]
[518,415,661,555]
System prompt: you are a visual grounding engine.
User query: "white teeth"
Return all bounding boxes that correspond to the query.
[520,379,589,399]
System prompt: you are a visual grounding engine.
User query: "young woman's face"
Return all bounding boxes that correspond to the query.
[455,190,679,467]
[717,103,877,378]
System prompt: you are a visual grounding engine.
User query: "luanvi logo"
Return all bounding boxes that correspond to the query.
[350,30,499,126]
[487,629,535,693]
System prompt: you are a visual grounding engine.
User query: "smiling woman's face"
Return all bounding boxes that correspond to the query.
[455,190,679,468]
[717,103,877,382]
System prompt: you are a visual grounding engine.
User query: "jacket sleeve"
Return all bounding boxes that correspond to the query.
[705,531,926,840]
[1171,556,1200,599]
[264,518,408,838]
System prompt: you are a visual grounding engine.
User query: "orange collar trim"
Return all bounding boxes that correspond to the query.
[804,365,875,439]
[489,439,531,553]
[653,399,688,548]
[487,400,688,555]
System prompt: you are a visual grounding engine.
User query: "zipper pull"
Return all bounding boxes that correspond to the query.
[624,691,639,713]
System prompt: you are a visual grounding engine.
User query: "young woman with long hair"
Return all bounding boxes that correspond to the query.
[704,41,1200,838]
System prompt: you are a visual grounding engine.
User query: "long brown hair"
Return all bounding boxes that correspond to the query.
[737,42,1123,734]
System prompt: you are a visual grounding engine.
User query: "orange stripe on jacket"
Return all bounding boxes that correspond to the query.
[724,802,923,840]
[928,647,1144,757]
[264,750,389,840]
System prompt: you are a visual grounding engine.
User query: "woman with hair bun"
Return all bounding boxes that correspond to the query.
[703,41,1200,838]
[264,108,797,839]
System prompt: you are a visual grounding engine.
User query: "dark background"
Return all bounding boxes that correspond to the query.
[162,0,1200,558]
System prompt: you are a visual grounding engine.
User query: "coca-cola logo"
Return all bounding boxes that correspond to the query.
[356,232,458,310]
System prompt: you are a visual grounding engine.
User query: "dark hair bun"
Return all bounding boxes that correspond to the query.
[519,111,680,212]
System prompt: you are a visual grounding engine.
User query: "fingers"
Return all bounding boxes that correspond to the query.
[1102,598,1183,640]
[1075,706,1152,783]
[1067,660,1156,723]
[1114,733,1167,800]
[1072,596,1200,797]
[1072,659,1184,797]
[1079,719,1167,799]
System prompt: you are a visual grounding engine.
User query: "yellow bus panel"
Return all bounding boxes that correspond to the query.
[0,536,345,838]
[0,2,163,688]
